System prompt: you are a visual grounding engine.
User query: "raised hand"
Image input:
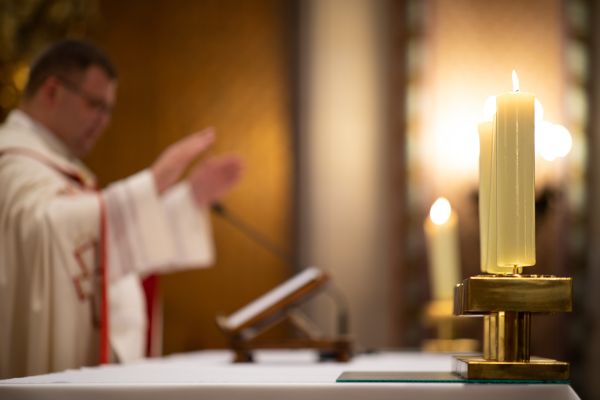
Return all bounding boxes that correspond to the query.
[151,129,215,194]
[187,154,243,207]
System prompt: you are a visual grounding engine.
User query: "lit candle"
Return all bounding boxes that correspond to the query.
[424,197,461,300]
[495,71,535,269]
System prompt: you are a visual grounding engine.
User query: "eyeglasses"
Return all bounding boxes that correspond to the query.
[57,77,114,116]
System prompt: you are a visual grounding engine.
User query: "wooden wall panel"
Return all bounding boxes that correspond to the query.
[90,0,294,354]
[87,0,160,182]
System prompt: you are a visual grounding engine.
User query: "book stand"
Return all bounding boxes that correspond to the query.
[216,267,352,362]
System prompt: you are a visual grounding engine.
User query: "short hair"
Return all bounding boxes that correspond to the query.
[24,39,117,98]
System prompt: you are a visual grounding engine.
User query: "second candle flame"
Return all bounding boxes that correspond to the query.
[512,70,520,92]
[430,197,452,225]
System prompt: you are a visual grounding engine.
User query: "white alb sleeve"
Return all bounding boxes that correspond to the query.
[103,170,214,281]
[161,182,215,268]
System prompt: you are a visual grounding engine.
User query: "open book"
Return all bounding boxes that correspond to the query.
[218,266,329,333]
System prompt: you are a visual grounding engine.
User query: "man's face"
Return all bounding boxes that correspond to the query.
[51,65,117,157]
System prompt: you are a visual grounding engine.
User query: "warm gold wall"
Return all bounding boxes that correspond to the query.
[88,0,294,354]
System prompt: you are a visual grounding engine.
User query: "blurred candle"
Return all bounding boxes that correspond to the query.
[495,71,535,269]
[424,197,461,300]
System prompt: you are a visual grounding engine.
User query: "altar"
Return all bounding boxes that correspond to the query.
[0,350,580,400]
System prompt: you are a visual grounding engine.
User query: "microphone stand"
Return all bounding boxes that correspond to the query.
[211,203,350,336]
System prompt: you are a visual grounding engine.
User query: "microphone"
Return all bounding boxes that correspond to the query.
[211,202,296,268]
[211,202,350,336]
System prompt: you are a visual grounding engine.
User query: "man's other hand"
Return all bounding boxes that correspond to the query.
[188,155,243,207]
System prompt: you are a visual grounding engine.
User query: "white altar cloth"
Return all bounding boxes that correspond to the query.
[0,350,580,400]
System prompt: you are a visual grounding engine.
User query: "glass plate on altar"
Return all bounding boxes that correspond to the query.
[336,371,570,384]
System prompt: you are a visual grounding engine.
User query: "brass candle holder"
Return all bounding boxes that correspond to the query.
[422,299,479,353]
[453,273,572,380]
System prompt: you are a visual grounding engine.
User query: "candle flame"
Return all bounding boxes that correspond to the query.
[430,197,452,225]
[536,122,573,161]
[512,70,520,92]
[534,98,544,122]
[483,96,497,121]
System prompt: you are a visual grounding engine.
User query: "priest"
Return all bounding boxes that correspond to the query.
[0,40,243,378]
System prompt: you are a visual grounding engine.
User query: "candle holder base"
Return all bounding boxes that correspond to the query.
[454,356,570,381]
[453,274,572,381]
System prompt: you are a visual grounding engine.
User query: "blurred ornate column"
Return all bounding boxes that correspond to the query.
[297,0,394,349]
[584,0,600,397]
[0,0,100,121]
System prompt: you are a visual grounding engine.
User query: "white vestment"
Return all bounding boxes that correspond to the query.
[0,110,214,378]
